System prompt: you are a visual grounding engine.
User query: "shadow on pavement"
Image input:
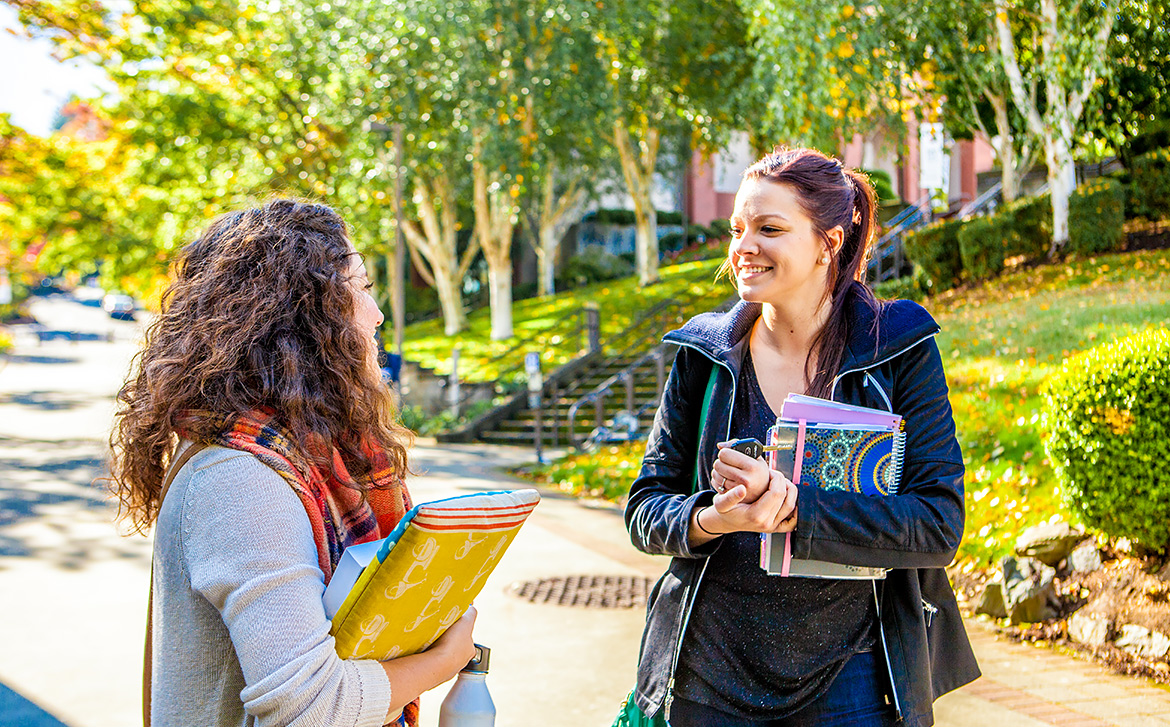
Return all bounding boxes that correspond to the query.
[0,435,148,568]
[0,682,71,727]
[0,391,95,411]
[0,354,82,366]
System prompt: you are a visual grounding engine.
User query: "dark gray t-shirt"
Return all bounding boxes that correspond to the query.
[673,350,878,719]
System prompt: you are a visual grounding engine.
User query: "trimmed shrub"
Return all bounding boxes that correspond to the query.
[557,245,635,288]
[957,216,1004,281]
[903,217,965,290]
[1068,177,1126,255]
[1131,148,1170,221]
[1042,329,1170,551]
[0,329,12,355]
[1001,193,1051,258]
[872,265,931,302]
[706,218,732,240]
[860,168,900,205]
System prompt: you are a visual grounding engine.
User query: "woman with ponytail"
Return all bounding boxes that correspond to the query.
[112,199,476,727]
[625,148,977,726]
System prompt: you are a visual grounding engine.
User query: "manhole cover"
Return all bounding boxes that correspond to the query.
[507,575,655,609]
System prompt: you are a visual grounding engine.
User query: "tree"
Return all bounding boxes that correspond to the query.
[993,0,1120,254]
[1084,0,1170,160]
[744,1,918,160]
[594,0,751,287]
[909,0,1037,202]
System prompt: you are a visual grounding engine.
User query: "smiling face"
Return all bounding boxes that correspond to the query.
[728,177,840,310]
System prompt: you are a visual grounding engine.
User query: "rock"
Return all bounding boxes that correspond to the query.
[1015,522,1088,567]
[975,581,1008,619]
[1068,540,1103,573]
[1115,624,1170,659]
[1068,611,1112,647]
[1002,555,1060,624]
[1068,542,1101,573]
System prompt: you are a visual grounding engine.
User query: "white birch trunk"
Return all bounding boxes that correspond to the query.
[399,173,479,336]
[994,0,1116,256]
[988,93,1020,203]
[535,165,585,297]
[472,142,518,341]
[614,121,661,287]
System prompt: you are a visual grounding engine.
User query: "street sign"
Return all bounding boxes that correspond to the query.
[525,352,543,393]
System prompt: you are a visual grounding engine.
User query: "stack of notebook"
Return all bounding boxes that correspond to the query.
[760,394,905,578]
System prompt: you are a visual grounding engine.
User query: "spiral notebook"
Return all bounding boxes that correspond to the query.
[760,395,904,578]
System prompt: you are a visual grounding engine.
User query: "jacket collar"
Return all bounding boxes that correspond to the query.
[663,282,940,376]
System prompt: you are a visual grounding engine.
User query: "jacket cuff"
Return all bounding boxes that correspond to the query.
[676,490,719,558]
[789,484,820,560]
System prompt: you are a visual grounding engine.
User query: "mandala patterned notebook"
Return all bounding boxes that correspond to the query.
[326,489,540,660]
[760,394,905,578]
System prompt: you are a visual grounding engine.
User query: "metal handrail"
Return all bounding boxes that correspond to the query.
[957,182,1003,219]
[566,344,675,448]
[868,195,932,282]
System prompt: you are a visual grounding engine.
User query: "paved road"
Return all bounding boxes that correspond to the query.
[4,293,1170,727]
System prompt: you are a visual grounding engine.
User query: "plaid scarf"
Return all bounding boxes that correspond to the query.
[211,410,419,725]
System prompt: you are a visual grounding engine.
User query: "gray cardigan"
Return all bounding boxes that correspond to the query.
[151,445,393,727]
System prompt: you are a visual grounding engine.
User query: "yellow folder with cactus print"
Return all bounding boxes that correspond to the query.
[327,489,540,661]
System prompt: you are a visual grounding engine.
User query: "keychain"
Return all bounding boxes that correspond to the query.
[725,437,781,459]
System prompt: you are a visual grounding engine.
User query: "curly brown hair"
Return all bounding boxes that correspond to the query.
[109,198,412,534]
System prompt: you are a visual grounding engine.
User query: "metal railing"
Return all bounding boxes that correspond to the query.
[957,182,1003,220]
[565,344,676,448]
[868,195,932,283]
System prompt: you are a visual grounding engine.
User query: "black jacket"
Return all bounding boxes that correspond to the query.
[625,285,980,726]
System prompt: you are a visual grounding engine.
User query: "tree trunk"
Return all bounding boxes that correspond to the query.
[614,121,661,287]
[472,140,518,341]
[1046,133,1075,257]
[534,165,585,297]
[399,173,479,336]
[988,94,1019,203]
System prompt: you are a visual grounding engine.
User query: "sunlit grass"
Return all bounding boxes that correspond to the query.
[401,257,731,381]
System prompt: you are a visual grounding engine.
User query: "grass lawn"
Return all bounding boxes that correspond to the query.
[401,256,732,384]
[514,248,1170,564]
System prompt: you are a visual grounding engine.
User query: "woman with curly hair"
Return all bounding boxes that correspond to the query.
[111,199,475,727]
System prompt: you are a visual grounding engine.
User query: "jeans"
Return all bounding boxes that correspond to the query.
[669,650,897,727]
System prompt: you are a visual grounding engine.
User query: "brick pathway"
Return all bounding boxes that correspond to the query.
[936,621,1170,727]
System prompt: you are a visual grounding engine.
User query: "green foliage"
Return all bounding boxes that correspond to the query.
[0,329,13,354]
[707,219,732,240]
[1001,194,1052,258]
[514,442,643,500]
[860,168,899,205]
[589,209,684,226]
[904,218,966,289]
[872,265,932,302]
[557,246,636,288]
[1042,329,1170,551]
[1068,178,1126,255]
[958,216,1005,281]
[1130,148,1170,220]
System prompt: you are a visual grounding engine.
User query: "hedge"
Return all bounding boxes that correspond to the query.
[957,216,1004,281]
[1069,177,1126,255]
[1001,193,1052,259]
[1042,329,1170,551]
[871,265,931,302]
[903,217,965,290]
[1131,148,1170,221]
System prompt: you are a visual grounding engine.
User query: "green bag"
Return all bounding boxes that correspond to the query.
[612,689,668,727]
[611,366,719,727]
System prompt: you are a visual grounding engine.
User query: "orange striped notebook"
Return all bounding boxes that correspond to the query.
[327,489,540,660]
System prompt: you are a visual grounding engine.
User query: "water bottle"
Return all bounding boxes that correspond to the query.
[438,644,495,726]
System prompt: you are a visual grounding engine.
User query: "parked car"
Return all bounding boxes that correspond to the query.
[102,293,136,320]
